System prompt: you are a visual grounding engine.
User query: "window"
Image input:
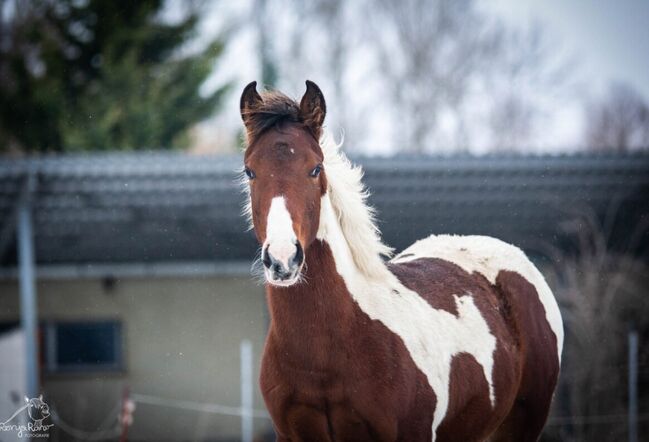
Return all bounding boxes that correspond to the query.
[43,321,123,373]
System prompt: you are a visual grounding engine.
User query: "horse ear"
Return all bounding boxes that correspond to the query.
[299,80,326,141]
[240,81,263,125]
[24,396,29,404]
[38,394,43,401]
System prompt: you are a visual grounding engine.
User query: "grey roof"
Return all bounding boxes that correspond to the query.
[1,152,648,268]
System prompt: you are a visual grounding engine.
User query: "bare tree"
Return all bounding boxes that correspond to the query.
[486,25,575,152]
[488,94,535,152]
[585,82,649,152]
[365,2,574,153]
[247,0,578,154]
[540,208,649,441]
[250,0,360,146]
[295,0,354,146]
[368,0,500,152]
[254,0,279,88]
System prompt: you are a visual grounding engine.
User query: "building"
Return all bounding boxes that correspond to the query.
[0,152,648,441]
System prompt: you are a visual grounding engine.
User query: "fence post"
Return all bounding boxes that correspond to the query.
[628,329,638,442]
[18,172,38,399]
[241,339,253,442]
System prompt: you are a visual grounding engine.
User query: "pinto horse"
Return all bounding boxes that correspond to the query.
[240,80,563,441]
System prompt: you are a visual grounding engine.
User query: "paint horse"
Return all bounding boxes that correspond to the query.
[240,81,563,441]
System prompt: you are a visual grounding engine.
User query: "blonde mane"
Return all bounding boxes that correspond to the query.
[319,133,393,279]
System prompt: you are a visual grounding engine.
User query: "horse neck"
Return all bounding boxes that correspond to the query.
[266,237,354,325]
[264,194,376,366]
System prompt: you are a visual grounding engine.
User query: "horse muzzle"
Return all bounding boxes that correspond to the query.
[262,240,304,286]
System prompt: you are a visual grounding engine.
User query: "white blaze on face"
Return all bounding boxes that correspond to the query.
[265,196,298,268]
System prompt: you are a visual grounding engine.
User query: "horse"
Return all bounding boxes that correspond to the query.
[239,80,563,441]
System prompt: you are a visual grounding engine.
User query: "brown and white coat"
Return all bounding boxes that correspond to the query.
[240,81,563,442]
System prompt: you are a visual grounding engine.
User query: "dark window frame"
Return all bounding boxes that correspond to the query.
[43,320,124,374]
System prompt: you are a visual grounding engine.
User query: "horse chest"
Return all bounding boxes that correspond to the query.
[262,252,521,440]
[261,320,434,440]
[265,318,408,394]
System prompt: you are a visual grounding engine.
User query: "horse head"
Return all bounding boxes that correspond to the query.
[240,80,328,287]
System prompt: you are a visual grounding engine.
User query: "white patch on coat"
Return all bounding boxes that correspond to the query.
[265,196,297,268]
[391,235,564,362]
[318,194,497,440]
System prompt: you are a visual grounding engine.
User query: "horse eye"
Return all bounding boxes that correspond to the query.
[244,167,256,179]
[309,164,322,178]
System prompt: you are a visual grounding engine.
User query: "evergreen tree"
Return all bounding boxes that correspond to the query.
[0,0,229,153]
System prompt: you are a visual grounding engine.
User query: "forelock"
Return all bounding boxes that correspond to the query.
[243,91,302,146]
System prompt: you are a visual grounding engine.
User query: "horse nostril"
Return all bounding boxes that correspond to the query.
[292,241,304,266]
[262,245,272,269]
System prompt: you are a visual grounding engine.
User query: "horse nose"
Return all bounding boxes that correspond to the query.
[262,241,304,279]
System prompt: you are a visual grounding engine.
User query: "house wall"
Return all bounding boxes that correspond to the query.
[0,275,272,442]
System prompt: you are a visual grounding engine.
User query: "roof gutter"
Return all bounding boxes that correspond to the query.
[0,260,253,280]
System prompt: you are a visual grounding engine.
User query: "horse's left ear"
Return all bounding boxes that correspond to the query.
[299,80,326,141]
[38,394,43,401]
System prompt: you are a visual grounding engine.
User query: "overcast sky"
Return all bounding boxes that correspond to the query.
[490,0,649,98]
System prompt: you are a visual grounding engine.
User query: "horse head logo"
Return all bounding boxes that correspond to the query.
[24,395,50,425]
